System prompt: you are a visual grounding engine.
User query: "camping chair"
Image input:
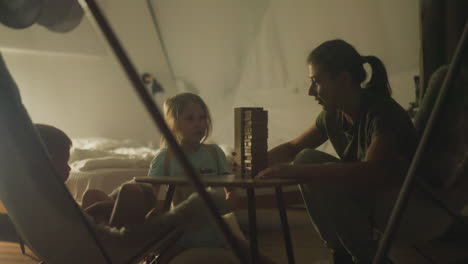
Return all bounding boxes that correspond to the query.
[372,20,468,264]
[0,54,183,264]
[0,201,26,254]
[374,55,468,262]
[407,63,468,261]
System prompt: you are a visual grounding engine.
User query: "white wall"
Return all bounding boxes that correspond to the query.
[1,0,420,149]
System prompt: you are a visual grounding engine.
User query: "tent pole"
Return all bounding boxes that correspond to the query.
[145,0,177,82]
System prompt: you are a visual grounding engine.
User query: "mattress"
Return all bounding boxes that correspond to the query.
[66,168,148,202]
[65,137,158,202]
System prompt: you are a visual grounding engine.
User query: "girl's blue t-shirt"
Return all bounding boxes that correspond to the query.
[147,144,229,248]
[148,144,229,178]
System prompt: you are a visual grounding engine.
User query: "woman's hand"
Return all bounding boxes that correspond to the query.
[256,164,294,179]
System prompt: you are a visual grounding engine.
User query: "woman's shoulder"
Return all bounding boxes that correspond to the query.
[364,92,407,118]
[362,92,415,135]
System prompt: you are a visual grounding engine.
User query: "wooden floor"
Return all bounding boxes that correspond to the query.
[1,209,467,263]
[0,242,39,264]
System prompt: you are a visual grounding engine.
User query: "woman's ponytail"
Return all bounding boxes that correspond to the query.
[362,55,392,97]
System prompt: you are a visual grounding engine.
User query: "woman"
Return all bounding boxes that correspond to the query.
[257,39,418,263]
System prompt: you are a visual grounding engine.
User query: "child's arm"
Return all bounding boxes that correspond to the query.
[224,187,240,211]
[211,145,240,210]
[147,148,171,210]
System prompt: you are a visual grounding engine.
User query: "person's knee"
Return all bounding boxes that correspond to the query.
[293,149,312,165]
[115,184,146,207]
[118,183,155,211]
[82,189,110,208]
[83,189,108,199]
[293,149,338,165]
[119,183,143,196]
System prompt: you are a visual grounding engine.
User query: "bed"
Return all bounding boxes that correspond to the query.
[65,138,158,202]
[65,138,241,202]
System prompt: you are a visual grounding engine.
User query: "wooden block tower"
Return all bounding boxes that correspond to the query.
[234,107,268,178]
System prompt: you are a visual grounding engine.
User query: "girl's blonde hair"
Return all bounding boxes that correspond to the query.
[160,92,212,147]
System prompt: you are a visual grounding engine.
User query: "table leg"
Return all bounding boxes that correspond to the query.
[275,186,295,264]
[163,185,175,212]
[246,188,258,264]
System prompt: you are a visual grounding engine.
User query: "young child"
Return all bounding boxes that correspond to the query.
[35,123,72,183]
[0,123,72,247]
[31,123,248,263]
[148,92,239,263]
[31,123,158,229]
[79,95,234,228]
